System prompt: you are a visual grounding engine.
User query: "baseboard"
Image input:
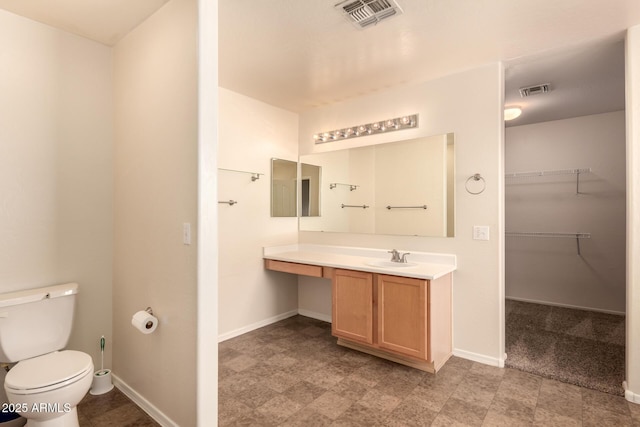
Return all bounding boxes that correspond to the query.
[111,374,177,427]
[453,348,503,368]
[218,310,299,342]
[623,381,640,404]
[297,309,332,323]
[506,296,625,316]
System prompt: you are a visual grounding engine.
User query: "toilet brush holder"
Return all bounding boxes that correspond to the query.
[90,335,113,395]
[90,369,114,395]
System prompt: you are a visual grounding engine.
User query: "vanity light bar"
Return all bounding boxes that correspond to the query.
[313,114,418,144]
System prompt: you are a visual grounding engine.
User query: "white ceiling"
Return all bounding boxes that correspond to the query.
[219,0,639,121]
[0,0,168,46]
[1,0,638,125]
[503,38,626,127]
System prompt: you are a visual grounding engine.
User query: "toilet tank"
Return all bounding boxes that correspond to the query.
[0,283,78,363]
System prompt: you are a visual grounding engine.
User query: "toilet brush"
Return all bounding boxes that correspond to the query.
[90,335,114,395]
[100,335,105,371]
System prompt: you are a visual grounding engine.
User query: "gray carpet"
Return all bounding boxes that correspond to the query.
[505,299,625,396]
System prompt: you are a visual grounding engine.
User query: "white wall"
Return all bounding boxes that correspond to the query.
[112,0,197,425]
[505,111,626,313]
[626,24,640,404]
[298,63,506,365]
[0,10,113,370]
[218,88,299,339]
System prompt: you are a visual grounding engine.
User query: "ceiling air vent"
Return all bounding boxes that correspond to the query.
[519,83,551,98]
[335,0,404,29]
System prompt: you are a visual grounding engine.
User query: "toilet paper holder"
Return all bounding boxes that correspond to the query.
[143,307,154,329]
[131,307,158,334]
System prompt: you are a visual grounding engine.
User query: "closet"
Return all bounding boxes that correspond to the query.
[504,111,626,395]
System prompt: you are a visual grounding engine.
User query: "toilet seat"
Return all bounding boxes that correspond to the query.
[5,350,93,395]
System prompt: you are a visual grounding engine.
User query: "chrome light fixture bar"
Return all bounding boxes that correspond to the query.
[313,114,418,144]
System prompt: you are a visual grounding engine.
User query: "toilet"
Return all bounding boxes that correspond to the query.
[0,283,94,427]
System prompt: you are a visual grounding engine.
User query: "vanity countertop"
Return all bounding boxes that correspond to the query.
[263,244,456,280]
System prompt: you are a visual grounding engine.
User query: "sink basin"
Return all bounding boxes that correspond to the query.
[365,260,418,268]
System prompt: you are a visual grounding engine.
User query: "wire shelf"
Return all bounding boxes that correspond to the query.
[506,231,591,255]
[505,168,591,194]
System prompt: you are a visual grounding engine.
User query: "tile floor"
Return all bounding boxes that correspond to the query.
[77,387,159,426]
[219,315,640,426]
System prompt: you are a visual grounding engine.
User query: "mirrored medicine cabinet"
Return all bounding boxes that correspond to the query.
[270,158,297,217]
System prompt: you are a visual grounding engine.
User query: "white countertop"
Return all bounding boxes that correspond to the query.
[263,244,456,280]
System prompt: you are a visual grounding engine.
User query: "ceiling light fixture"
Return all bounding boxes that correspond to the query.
[313,114,418,144]
[504,107,522,121]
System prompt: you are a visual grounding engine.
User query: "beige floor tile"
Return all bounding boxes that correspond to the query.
[408,385,452,412]
[629,401,640,421]
[358,388,402,412]
[304,368,345,389]
[330,376,371,401]
[533,407,582,427]
[256,394,304,425]
[332,402,390,427]
[582,404,634,427]
[306,390,354,420]
[215,315,635,427]
[279,407,333,427]
[450,373,501,409]
[487,394,535,423]
[439,397,488,427]
[481,409,533,427]
[281,380,327,405]
[388,397,439,427]
[431,412,479,426]
[222,353,258,372]
[582,387,631,416]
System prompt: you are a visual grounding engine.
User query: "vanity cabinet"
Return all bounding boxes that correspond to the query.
[263,246,455,373]
[332,269,374,345]
[377,274,427,359]
[332,269,452,373]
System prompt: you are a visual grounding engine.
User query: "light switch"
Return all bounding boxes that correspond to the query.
[473,225,490,241]
[183,223,191,245]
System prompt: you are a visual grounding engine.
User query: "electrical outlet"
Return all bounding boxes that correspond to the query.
[473,225,490,241]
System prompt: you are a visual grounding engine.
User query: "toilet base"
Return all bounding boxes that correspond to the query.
[24,408,78,427]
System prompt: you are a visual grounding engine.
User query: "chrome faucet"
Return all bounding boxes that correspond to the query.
[388,249,411,263]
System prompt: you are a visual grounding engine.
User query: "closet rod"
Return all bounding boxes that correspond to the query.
[505,231,591,255]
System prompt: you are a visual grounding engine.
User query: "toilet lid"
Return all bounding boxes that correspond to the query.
[5,350,93,392]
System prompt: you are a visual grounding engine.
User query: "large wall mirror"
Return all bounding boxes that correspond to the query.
[298,133,455,237]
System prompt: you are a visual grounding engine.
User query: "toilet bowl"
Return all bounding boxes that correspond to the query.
[4,351,93,427]
[0,283,93,427]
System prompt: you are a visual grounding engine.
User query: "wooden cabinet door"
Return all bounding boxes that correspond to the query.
[332,269,374,344]
[377,274,428,360]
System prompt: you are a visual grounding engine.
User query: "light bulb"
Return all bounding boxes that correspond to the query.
[504,107,522,121]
